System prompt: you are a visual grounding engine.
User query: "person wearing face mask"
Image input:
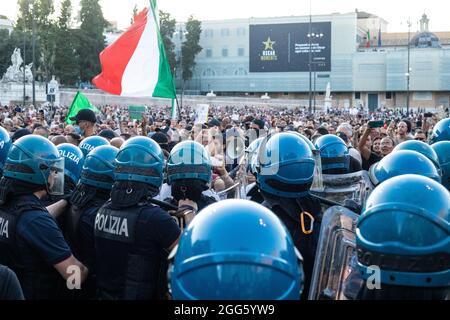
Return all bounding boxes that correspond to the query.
[69,109,97,138]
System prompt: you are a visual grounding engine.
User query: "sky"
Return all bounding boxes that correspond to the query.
[1,0,449,32]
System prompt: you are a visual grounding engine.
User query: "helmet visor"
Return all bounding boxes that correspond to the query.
[43,158,65,196]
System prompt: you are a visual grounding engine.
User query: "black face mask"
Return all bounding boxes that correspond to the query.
[171,179,207,203]
[111,181,159,208]
[0,177,46,205]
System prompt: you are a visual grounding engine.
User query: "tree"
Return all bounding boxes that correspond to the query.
[159,10,176,73]
[181,15,202,81]
[77,0,108,82]
[131,4,138,25]
[0,30,14,77]
[35,0,57,82]
[54,0,80,85]
[15,0,33,32]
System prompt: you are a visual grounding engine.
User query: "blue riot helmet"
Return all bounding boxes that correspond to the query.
[0,126,12,174]
[257,133,315,198]
[80,145,118,190]
[114,136,165,189]
[57,143,84,185]
[167,141,212,184]
[3,135,65,195]
[79,136,109,157]
[432,141,450,190]
[369,150,441,186]
[357,175,450,289]
[170,199,304,300]
[430,118,450,144]
[314,134,350,173]
[394,140,441,171]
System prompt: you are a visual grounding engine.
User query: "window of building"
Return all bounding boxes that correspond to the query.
[221,28,229,37]
[222,48,228,57]
[204,29,214,37]
[206,48,212,58]
[238,48,245,57]
[202,68,216,77]
[386,92,393,100]
[355,92,361,100]
[223,69,228,75]
[234,68,247,76]
[237,27,246,36]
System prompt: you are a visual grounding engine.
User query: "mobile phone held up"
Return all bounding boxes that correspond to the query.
[368,120,385,129]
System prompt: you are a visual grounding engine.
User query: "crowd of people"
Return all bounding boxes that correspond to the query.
[0,101,449,300]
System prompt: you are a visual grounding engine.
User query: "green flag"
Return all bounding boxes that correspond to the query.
[66,92,100,124]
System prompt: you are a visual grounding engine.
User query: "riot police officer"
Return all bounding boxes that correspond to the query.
[94,137,185,300]
[312,134,365,210]
[393,140,441,172]
[57,143,85,195]
[170,199,304,300]
[315,134,362,174]
[163,141,217,211]
[256,132,322,298]
[0,135,88,299]
[79,136,109,157]
[0,126,12,177]
[432,141,450,190]
[369,150,441,186]
[67,145,119,298]
[356,175,449,300]
[430,118,450,144]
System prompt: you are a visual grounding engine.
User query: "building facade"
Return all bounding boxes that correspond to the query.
[0,15,13,34]
[175,12,450,110]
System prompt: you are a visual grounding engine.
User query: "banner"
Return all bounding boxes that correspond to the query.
[194,104,210,125]
[128,106,147,120]
[249,22,331,73]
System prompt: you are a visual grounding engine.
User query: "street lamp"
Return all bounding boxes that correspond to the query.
[31,0,36,108]
[307,0,312,114]
[175,26,188,109]
[406,18,412,114]
[308,32,324,114]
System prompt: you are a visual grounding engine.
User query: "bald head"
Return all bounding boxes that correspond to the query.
[51,135,67,146]
[110,137,125,149]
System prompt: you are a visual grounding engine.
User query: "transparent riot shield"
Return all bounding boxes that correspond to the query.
[310,150,324,192]
[308,206,364,300]
[360,171,375,209]
[311,171,367,209]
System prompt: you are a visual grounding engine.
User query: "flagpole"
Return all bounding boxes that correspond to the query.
[175,97,182,121]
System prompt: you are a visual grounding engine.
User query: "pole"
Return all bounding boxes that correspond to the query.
[32,0,36,107]
[308,0,312,114]
[179,25,184,110]
[313,67,317,113]
[23,32,26,106]
[406,18,411,115]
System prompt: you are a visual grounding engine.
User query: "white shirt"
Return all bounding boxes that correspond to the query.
[154,183,220,202]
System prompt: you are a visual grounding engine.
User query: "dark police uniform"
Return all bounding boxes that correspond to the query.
[262,194,322,299]
[94,200,180,300]
[0,195,72,300]
[0,265,24,300]
[65,192,109,299]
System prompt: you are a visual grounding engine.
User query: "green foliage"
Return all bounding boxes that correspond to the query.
[181,15,202,81]
[159,10,177,74]
[77,0,108,82]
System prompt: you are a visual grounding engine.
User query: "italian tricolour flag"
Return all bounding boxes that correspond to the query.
[93,0,176,100]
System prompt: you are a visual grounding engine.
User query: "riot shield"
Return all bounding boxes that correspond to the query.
[310,171,368,209]
[360,170,375,208]
[308,206,364,300]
